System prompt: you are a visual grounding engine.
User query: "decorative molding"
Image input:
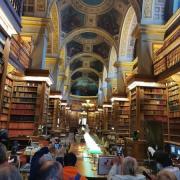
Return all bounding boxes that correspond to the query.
[71,68,101,78]
[61,27,118,52]
[71,0,114,15]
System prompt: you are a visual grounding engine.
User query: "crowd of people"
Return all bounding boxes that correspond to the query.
[0,138,180,180]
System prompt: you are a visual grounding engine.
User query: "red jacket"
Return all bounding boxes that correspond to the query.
[63,166,87,180]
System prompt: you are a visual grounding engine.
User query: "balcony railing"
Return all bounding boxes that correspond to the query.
[10,35,32,69]
[153,28,180,77]
[9,0,23,16]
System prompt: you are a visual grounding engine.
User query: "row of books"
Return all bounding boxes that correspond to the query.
[141,104,166,110]
[143,88,166,93]
[144,94,166,99]
[144,99,166,105]
[11,104,35,109]
[14,86,37,92]
[11,109,35,115]
[12,98,37,103]
[10,115,35,121]
[169,111,180,118]
[15,81,39,87]
[9,122,34,129]
[167,46,180,68]
[144,111,167,115]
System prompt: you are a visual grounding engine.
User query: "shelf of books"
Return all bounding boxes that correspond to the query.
[0,76,13,129]
[112,99,130,137]
[8,80,41,137]
[41,82,50,133]
[167,81,180,142]
[153,27,180,76]
[48,93,61,133]
[103,103,112,131]
[88,112,97,130]
[130,85,168,139]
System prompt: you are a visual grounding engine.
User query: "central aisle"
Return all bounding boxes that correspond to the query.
[69,143,106,179]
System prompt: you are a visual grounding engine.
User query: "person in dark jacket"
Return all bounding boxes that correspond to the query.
[29,147,53,180]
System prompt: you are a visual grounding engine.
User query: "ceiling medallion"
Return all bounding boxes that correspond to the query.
[71,0,114,14]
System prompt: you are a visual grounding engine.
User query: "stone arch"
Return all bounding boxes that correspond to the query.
[61,27,118,53]
[69,52,108,68]
[71,77,98,86]
[108,46,118,94]
[119,6,137,61]
[71,68,101,79]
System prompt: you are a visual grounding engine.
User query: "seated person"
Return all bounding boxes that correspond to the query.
[9,146,20,168]
[157,169,177,180]
[0,142,8,166]
[108,156,146,180]
[153,151,180,180]
[63,152,87,180]
[37,160,63,180]
[29,146,53,180]
[0,164,22,180]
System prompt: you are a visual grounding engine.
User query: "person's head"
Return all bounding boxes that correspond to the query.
[0,165,22,180]
[157,169,177,180]
[64,152,77,166]
[154,151,172,170]
[0,143,8,164]
[121,156,138,176]
[38,161,63,180]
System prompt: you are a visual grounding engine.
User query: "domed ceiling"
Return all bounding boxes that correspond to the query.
[59,0,132,97]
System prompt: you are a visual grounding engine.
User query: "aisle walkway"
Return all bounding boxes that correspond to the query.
[69,143,106,179]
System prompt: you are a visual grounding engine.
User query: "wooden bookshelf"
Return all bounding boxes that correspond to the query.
[103,103,112,131]
[48,92,61,133]
[167,81,180,142]
[153,27,180,78]
[112,99,130,137]
[0,76,13,129]
[130,85,168,141]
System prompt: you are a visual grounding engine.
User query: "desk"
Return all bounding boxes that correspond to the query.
[69,143,106,179]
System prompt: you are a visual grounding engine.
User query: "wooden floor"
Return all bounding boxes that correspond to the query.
[69,143,107,179]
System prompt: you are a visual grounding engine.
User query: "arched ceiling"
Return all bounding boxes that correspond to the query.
[59,0,139,97]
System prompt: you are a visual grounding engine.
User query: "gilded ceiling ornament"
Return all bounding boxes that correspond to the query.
[71,0,114,15]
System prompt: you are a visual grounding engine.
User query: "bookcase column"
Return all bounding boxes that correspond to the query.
[0,38,10,111]
[31,30,48,69]
[105,78,112,102]
[135,25,165,76]
[114,61,127,95]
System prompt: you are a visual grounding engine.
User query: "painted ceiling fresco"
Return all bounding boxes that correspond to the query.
[70,59,83,71]
[81,0,104,6]
[61,6,85,33]
[88,72,99,82]
[93,42,110,58]
[72,71,82,80]
[71,78,98,96]
[67,41,83,57]
[97,8,120,35]
[81,32,97,39]
[59,0,132,96]
[90,60,103,72]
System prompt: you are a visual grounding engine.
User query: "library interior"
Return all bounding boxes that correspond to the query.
[0,0,180,180]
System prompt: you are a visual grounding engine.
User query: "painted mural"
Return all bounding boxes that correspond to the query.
[71,78,98,96]
[90,60,103,72]
[93,42,110,58]
[70,59,82,71]
[72,71,82,80]
[67,41,83,57]
[97,8,120,35]
[61,6,85,33]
